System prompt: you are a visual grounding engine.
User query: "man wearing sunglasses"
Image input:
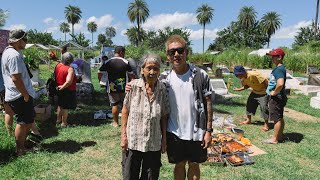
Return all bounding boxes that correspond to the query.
[1,29,36,156]
[159,35,212,180]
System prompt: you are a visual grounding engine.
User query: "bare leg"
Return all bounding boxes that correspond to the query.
[240,115,252,124]
[187,162,200,180]
[174,161,187,180]
[267,119,284,144]
[111,105,119,127]
[56,106,62,124]
[4,103,14,136]
[15,123,32,154]
[61,108,69,126]
[261,119,269,131]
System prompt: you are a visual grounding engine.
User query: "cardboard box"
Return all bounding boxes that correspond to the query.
[34,104,51,121]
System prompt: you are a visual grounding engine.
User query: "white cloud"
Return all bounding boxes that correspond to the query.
[86,14,114,29]
[273,20,312,39]
[142,12,197,30]
[42,17,65,33]
[189,28,219,40]
[7,24,27,30]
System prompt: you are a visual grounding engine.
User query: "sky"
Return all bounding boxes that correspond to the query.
[0,0,317,53]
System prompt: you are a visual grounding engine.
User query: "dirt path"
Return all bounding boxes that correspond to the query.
[284,107,320,122]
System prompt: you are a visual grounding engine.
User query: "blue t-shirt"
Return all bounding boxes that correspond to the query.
[266,64,286,97]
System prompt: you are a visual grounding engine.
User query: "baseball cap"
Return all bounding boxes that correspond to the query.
[8,29,27,43]
[233,65,246,75]
[266,48,285,57]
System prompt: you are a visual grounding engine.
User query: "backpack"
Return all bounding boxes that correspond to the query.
[46,64,58,97]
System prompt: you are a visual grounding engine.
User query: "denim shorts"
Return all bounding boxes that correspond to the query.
[8,96,35,124]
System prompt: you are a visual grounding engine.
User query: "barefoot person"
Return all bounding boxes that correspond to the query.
[263,48,287,144]
[103,46,135,127]
[121,54,169,179]
[233,65,269,131]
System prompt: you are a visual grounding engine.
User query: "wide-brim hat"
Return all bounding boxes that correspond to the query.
[8,29,27,43]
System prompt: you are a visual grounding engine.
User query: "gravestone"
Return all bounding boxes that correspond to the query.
[210,79,228,96]
[310,96,320,109]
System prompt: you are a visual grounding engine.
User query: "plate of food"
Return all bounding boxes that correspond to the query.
[226,152,254,166]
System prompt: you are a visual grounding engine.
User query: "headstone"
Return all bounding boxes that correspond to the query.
[72,59,92,83]
[310,96,320,109]
[210,79,228,95]
[76,83,94,101]
[215,68,223,78]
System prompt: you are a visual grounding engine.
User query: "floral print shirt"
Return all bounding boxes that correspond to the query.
[123,78,170,152]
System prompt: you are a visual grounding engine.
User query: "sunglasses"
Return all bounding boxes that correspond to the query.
[167,47,185,56]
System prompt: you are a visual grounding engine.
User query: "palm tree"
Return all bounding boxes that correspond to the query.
[127,0,149,46]
[260,12,281,48]
[0,9,9,27]
[59,22,70,41]
[196,4,214,53]
[238,6,257,29]
[87,21,97,47]
[315,0,319,35]
[105,26,116,39]
[97,34,106,47]
[125,26,140,47]
[64,5,82,35]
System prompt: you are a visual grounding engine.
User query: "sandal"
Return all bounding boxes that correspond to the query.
[262,139,278,144]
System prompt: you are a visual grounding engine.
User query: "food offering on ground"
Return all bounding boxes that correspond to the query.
[240,137,252,146]
[211,133,233,144]
[225,141,248,153]
[227,154,243,164]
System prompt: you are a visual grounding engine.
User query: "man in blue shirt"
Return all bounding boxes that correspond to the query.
[264,48,287,144]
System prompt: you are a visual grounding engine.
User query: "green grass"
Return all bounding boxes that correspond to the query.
[0,65,320,179]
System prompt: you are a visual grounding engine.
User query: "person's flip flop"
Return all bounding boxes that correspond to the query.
[262,139,277,144]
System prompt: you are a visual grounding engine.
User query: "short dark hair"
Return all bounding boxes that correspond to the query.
[114,46,125,54]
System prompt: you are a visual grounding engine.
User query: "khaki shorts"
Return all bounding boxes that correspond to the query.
[108,93,125,106]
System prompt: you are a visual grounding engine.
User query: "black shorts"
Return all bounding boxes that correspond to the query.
[57,89,77,110]
[246,92,269,120]
[268,95,287,122]
[166,132,207,164]
[8,96,35,124]
[122,149,161,180]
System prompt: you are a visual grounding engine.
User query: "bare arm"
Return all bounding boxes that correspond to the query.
[202,95,213,149]
[270,78,284,96]
[233,85,249,91]
[160,114,168,153]
[120,106,129,152]
[57,67,75,90]
[11,73,29,101]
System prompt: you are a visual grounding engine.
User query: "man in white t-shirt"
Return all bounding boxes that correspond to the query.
[1,29,36,156]
[159,35,213,180]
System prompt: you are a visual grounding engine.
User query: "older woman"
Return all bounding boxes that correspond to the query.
[55,52,77,128]
[121,54,170,180]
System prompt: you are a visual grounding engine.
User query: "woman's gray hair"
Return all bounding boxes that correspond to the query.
[140,53,161,69]
[61,52,74,65]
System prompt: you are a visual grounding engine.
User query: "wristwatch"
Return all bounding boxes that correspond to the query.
[206,128,213,133]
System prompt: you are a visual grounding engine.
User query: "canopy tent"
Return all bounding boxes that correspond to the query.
[59,41,88,59]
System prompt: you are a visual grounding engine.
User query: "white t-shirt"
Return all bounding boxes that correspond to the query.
[1,47,35,101]
[167,69,199,140]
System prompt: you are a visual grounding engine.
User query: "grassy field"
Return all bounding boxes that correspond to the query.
[0,64,320,179]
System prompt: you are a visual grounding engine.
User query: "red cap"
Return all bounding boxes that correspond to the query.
[266,48,285,57]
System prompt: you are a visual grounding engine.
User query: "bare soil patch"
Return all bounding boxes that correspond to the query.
[284,107,320,122]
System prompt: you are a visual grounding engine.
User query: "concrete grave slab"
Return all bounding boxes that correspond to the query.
[310,96,320,109]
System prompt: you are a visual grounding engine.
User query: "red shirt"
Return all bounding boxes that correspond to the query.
[55,63,77,91]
